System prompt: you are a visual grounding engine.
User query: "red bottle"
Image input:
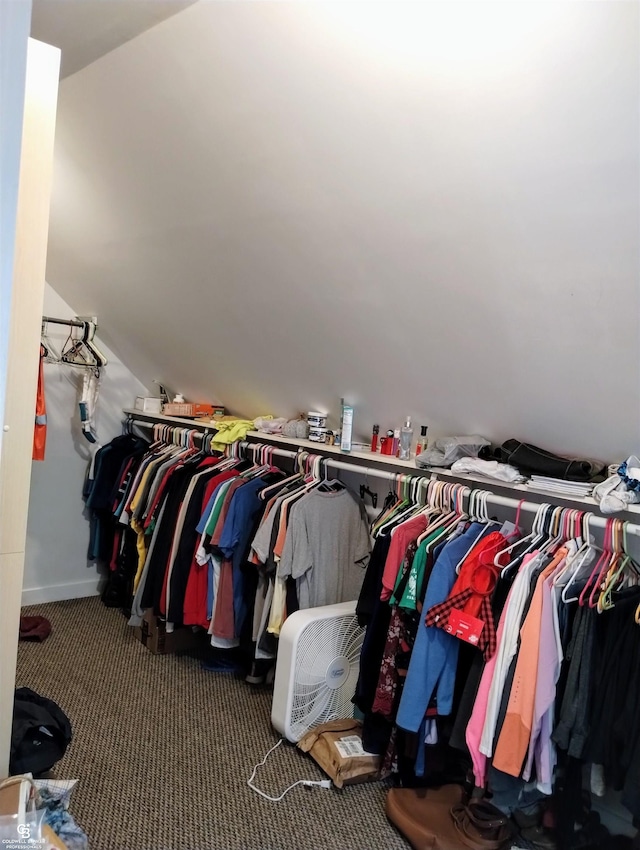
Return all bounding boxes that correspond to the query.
[371,424,379,453]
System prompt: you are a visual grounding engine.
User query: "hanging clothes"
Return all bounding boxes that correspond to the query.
[278,488,371,609]
[32,345,47,461]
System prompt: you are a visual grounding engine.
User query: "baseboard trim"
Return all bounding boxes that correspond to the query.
[21,578,101,606]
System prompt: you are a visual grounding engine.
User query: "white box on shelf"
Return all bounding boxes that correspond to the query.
[134,397,163,413]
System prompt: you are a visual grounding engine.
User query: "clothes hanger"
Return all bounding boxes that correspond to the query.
[561,513,600,603]
[588,520,625,609]
[322,458,345,491]
[371,473,415,537]
[260,469,303,500]
[598,522,631,612]
[374,474,414,537]
[491,499,526,567]
[540,506,566,555]
[494,501,540,568]
[414,481,457,546]
[81,321,107,368]
[371,473,410,538]
[400,476,436,523]
[372,480,398,527]
[60,321,102,368]
[452,490,504,574]
[581,519,623,613]
[40,320,62,364]
[500,503,551,579]
[578,519,611,607]
[545,508,577,572]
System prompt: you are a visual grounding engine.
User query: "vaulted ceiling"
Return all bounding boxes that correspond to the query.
[31,0,196,79]
[43,1,639,460]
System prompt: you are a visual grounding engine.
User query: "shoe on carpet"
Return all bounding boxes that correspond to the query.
[245,660,275,686]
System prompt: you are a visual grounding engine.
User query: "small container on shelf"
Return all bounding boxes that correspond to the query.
[307,411,328,429]
[135,396,163,414]
[309,426,329,443]
[416,425,429,455]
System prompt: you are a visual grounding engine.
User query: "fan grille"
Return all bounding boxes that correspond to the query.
[288,612,364,741]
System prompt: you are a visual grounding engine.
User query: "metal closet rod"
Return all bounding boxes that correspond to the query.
[260,449,640,538]
[128,418,215,439]
[42,315,86,329]
[125,419,640,537]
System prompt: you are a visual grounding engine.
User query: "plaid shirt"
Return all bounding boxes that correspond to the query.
[425,587,497,660]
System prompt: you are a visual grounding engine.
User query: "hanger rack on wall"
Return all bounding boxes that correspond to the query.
[42,314,107,368]
[42,315,86,328]
[122,410,640,535]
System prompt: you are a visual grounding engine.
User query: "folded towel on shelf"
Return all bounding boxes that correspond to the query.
[450,458,526,484]
[525,476,594,498]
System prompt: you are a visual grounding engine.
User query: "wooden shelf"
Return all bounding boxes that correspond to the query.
[245,431,640,519]
[245,430,418,468]
[123,408,219,430]
[122,412,640,520]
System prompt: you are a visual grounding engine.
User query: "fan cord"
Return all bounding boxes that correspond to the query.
[247,738,332,802]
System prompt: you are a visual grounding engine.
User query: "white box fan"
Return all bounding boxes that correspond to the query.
[271,601,365,743]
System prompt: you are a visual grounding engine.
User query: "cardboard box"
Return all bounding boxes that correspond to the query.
[162,403,224,418]
[0,777,26,817]
[134,610,203,655]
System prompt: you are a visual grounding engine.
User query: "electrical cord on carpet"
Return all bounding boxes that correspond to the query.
[247,738,332,802]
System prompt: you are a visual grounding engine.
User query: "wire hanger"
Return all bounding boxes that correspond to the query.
[60,320,107,369]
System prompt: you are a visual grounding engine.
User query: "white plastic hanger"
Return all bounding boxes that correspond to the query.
[499,503,551,579]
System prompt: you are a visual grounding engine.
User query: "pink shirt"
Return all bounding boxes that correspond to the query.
[466,586,513,787]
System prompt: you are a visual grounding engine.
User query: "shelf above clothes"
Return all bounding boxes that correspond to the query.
[123,408,221,431]
[244,431,640,522]
[121,411,640,524]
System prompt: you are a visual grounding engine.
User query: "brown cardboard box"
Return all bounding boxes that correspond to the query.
[162,403,224,418]
[0,777,24,816]
[134,610,204,655]
[298,719,386,788]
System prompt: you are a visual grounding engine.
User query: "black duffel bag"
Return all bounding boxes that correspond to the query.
[493,439,605,482]
[10,687,72,776]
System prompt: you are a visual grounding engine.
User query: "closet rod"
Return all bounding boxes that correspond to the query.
[247,444,640,538]
[128,417,214,433]
[42,315,86,329]
[322,458,640,538]
[124,418,640,537]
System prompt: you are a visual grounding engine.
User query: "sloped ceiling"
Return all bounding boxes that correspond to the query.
[31,0,197,79]
[46,1,639,460]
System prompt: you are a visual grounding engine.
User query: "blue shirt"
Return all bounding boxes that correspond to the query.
[218,478,268,637]
[396,523,492,734]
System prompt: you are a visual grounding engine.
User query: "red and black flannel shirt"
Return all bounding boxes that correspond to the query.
[425,530,509,660]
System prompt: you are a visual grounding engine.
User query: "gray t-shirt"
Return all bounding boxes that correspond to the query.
[278,488,371,609]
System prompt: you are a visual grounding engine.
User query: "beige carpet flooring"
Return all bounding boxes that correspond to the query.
[17,597,408,850]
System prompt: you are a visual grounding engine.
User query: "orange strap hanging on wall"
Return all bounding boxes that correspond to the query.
[32,344,47,461]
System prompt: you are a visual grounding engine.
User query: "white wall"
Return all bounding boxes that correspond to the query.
[44,1,639,462]
[0,0,31,462]
[22,283,147,605]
